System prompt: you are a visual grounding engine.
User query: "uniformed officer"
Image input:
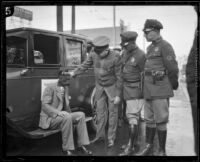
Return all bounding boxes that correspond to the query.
[69,36,122,147]
[118,31,146,156]
[136,19,179,156]
[39,70,92,156]
[186,6,198,155]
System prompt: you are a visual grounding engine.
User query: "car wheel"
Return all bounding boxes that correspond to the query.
[87,87,97,134]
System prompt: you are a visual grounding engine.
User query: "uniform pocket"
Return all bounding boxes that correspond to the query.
[124,59,138,72]
[127,61,137,68]
[155,80,165,86]
[104,63,114,72]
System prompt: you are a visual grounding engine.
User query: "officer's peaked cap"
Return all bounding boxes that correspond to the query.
[87,39,93,45]
[120,31,138,43]
[93,36,110,47]
[143,19,163,31]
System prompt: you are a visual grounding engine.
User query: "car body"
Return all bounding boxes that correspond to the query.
[6,27,96,136]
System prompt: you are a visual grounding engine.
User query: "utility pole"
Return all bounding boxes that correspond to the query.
[113,6,116,48]
[57,6,63,32]
[71,6,75,34]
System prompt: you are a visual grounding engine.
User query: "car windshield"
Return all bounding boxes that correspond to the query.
[6,36,26,66]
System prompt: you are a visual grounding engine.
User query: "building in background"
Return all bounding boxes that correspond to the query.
[6,7,33,30]
[65,26,127,48]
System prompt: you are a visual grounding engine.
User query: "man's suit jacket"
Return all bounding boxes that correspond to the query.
[39,83,71,129]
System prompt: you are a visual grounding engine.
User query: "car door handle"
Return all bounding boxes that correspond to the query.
[20,69,29,76]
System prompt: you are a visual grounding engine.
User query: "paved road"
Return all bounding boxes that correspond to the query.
[6,82,195,156]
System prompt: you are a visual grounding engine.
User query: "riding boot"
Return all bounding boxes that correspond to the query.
[157,130,167,156]
[135,127,156,156]
[120,125,131,150]
[119,124,137,156]
[133,124,140,153]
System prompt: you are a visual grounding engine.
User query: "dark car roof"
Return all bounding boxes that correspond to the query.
[6,27,91,41]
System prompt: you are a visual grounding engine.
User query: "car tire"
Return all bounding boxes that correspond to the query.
[87,87,97,134]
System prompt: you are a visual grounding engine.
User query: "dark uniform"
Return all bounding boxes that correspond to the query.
[73,36,122,147]
[186,28,198,155]
[119,31,146,156]
[136,19,179,156]
[144,38,178,99]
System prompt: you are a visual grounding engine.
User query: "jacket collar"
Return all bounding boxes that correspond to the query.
[123,44,138,56]
[152,36,162,45]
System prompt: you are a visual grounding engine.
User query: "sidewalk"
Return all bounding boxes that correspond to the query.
[166,82,195,156]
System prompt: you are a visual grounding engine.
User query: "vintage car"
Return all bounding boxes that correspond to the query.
[6,27,97,140]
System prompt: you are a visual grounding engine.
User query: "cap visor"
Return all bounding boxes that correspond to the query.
[143,28,154,32]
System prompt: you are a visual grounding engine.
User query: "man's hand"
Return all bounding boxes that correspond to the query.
[68,71,75,78]
[57,111,69,118]
[113,96,121,105]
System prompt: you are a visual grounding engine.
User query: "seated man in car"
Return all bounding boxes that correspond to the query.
[39,70,92,156]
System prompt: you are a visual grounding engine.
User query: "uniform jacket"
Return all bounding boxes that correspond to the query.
[74,49,122,101]
[144,37,179,99]
[120,45,146,100]
[39,83,71,129]
[186,28,197,154]
[186,29,197,105]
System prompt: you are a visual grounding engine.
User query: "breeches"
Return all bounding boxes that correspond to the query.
[126,99,145,125]
[144,99,169,129]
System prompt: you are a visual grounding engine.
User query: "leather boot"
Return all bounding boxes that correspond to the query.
[157,130,167,156]
[119,124,138,156]
[133,124,140,153]
[135,127,156,156]
[120,125,132,150]
[121,124,140,151]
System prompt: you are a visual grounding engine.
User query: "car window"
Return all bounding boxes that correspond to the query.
[65,39,82,66]
[33,34,59,65]
[6,36,26,65]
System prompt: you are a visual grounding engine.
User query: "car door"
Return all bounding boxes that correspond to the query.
[63,36,95,113]
[6,31,37,130]
[7,31,62,130]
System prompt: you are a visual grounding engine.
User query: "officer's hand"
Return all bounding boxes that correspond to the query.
[113,96,121,105]
[57,111,69,118]
[68,71,76,78]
